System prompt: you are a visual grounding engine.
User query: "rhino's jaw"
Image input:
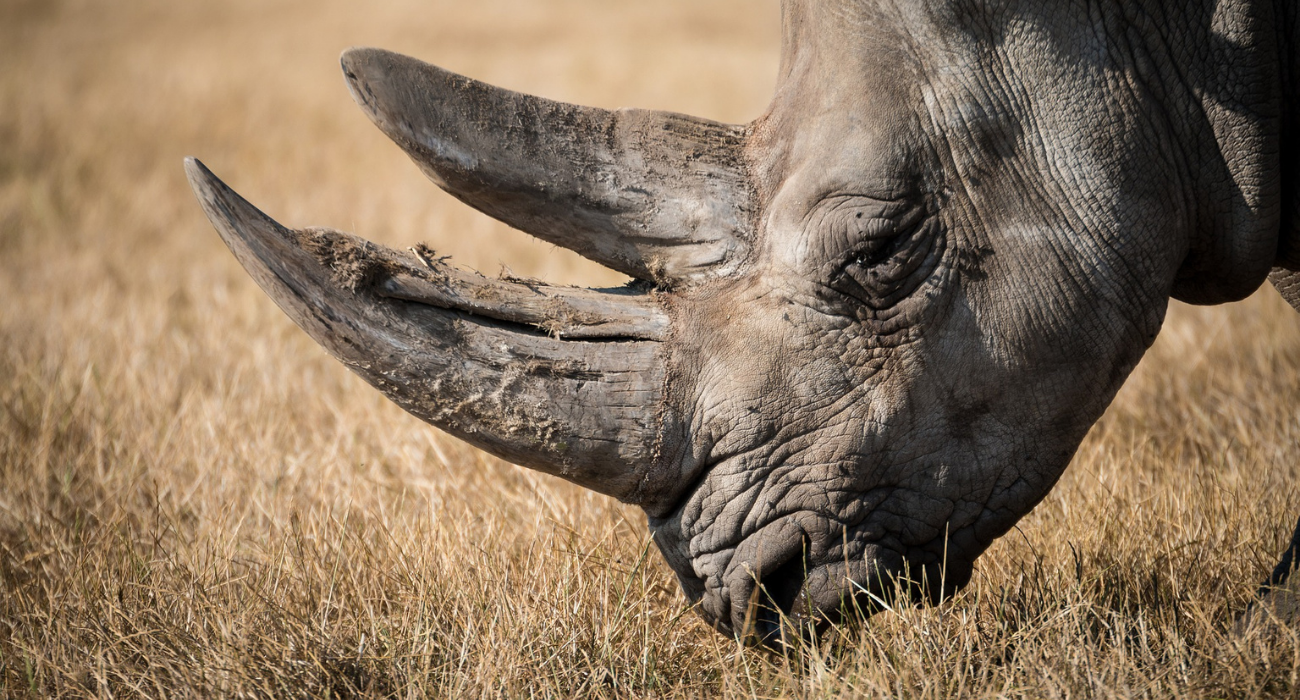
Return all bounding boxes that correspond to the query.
[184,158,678,502]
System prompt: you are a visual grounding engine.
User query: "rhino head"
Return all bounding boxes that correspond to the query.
[187,0,1295,645]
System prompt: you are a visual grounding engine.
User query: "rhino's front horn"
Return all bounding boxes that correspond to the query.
[339,47,755,287]
[184,158,674,503]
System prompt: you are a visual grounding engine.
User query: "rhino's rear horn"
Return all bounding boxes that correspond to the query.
[184,158,673,503]
[340,47,755,287]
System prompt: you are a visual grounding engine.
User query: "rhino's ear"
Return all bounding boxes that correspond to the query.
[340,48,755,287]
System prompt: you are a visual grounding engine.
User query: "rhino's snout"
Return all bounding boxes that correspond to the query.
[666,504,974,646]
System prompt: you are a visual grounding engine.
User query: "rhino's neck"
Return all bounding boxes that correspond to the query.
[1161,0,1288,304]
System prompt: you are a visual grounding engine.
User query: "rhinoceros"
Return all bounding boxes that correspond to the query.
[186,0,1300,645]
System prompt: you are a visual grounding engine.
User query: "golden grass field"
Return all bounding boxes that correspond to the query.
[2,0,1299,696]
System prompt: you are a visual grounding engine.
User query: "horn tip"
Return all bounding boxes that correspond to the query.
[340,47,396,123]
[339,46,390,70]
[340,46,374,84]
[182,156,210,189]
[183,157,287,252]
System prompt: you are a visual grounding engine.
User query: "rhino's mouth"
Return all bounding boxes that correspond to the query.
[653,462,981,647]
[185,158,675,502]
[711,532,971,647]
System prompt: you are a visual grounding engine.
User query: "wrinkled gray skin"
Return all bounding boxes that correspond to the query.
[186,0,1300,645]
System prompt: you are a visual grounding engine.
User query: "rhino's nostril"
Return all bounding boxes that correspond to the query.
[761,557,808,615]
[752,603,783,645]
[752,555,810,646]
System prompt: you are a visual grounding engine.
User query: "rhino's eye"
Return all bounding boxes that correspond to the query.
[821,202,936,311]
[850,240,897,269]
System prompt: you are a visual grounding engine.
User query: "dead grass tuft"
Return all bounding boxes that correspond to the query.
[1,1,1298,697]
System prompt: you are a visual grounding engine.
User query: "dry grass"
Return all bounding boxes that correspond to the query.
[1,1,1298,697]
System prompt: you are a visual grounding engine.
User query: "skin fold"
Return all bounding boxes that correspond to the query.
[187,0,1300,646]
